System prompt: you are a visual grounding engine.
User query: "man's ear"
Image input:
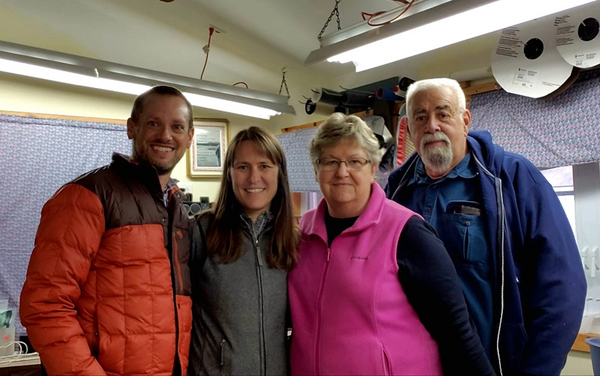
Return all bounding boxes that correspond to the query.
[462,109,472,136]
[126,118,136,140]
[186,126,195,149]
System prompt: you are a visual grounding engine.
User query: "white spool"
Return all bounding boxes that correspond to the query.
[491,16,574,98]
[554,2,600,68]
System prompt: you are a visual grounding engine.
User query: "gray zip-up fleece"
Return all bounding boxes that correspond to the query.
[188,211,289,376]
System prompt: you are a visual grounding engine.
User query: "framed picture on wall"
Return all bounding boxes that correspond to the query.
[187,118,229,178]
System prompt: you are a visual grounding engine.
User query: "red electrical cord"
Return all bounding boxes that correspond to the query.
[362,0,416,27]
[200,27,214,80]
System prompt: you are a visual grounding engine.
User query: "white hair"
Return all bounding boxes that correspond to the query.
[405,78,466,117]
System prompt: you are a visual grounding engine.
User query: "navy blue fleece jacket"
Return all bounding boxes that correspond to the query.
[387,130,586,376]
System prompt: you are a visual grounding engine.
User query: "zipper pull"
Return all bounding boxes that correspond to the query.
[327,249,331,262]
[220,339,225,366]
[256,239,264,266]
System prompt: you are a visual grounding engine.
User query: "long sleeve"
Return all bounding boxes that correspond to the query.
[187,213,209,374]
[20,184,106,375]
[188,213,209,275]
[516,180,586,375]
[397,216,495,376]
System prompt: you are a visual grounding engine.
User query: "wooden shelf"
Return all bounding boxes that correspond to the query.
[572,333,600,352]
[281,109,374,133]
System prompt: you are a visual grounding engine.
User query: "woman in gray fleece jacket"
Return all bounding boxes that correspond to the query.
[188,126,298,376]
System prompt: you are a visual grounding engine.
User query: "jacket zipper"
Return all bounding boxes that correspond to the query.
[220,339,226,366]
[252,230,266,375]
[166,191,182,374]
[494,176,505,376]
[315,241,332,375]
[474,155,506,376]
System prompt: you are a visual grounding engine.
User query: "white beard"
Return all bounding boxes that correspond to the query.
[420,132,453,172]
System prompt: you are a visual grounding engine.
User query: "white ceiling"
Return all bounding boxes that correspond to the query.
[0,0,497,107]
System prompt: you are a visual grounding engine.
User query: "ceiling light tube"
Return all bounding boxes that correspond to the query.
[319,0,452,47]
[306,0,598,72]
[0,40,294,119]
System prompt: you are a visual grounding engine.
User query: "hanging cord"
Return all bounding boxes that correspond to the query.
[318,0,342,40]
[233,82,249,88]
[279,67,290,98]
[200,27,215,80]
[361,0,416,27]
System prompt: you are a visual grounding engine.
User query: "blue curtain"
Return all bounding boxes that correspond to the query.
[470,69,600,168]
[0,114,131,337]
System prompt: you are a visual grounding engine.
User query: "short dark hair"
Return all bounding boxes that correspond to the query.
[130,86,194,130]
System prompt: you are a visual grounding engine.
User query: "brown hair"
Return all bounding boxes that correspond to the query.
[130,85,194,130]
[203,126,298,270]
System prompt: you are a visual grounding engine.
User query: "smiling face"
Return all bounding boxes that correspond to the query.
[316,138,377,218]
[407,86,471,179]
[127,94,193,181]
[231,140,279,222]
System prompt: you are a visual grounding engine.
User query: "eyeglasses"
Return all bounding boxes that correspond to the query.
[317,157,371,171]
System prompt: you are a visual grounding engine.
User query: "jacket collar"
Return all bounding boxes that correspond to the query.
[396,130,502,188]
[240,211,274,238]
[407,152,477,187]
[110,153,164,201]
[305,182,386,243]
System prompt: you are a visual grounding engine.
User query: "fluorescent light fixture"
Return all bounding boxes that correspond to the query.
[0,58,151,95]
[306,0,598,72]
[0,41,294,119]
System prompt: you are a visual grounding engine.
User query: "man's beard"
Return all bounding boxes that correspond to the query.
[420,132,453,172]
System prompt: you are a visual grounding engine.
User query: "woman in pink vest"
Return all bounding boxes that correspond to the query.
[288,113,495,376]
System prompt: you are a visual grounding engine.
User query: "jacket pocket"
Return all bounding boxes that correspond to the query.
[379,344,392,376]
[439,211,488,267]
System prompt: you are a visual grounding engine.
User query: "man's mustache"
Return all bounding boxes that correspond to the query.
[421,133,450,147]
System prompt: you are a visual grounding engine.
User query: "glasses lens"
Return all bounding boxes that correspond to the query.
[319,159,338,170]
[319,158,370,171]
[348,158,368,170]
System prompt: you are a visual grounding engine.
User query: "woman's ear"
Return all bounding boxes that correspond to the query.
[371,163,377,183]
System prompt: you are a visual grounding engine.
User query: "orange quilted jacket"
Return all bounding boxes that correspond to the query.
[20,154,192,375]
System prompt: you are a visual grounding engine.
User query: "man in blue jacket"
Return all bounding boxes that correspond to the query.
[386,78,586,376]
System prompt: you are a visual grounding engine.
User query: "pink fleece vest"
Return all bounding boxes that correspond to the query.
[288,183,442,375]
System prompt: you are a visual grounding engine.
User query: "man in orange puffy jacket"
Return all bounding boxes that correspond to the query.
[20,86,194,375]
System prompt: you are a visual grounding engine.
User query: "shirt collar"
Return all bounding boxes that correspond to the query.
[163,178,179,206]
[407,151,477,186]
[240,211,274,236]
